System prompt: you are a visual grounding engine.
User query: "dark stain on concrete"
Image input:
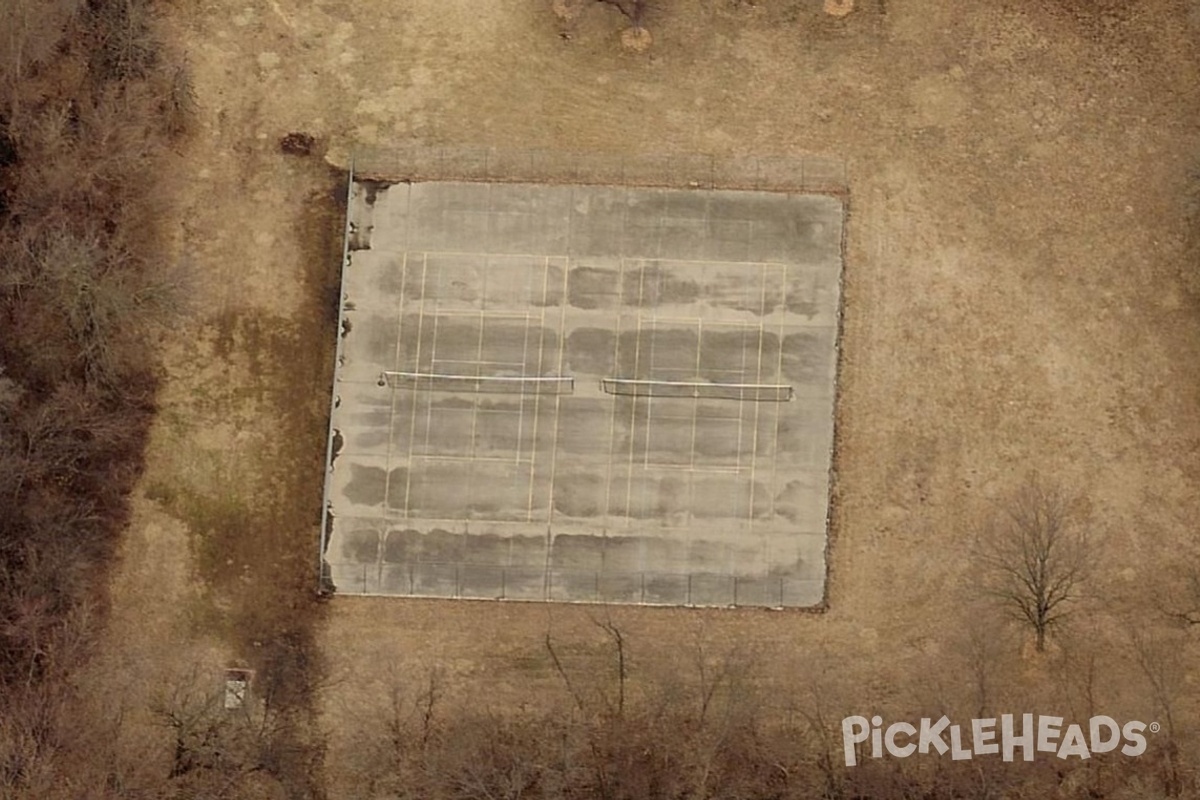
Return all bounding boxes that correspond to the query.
[566,328,615,374]
[656,474,689,516]
[351,429,389,451]
[552,472,606,517]
[624,263,702,306]
[401,264,428,300]
[467,498,507,519]
[342,463,386,506]
[330,429,344,466]
[433,396,475,410]
[787,296,821,318]
[384,467,409,509]
[550,533,605,570]
[457,532,508,563]
[383,528,464,563]
[475,397,525,412]
[705,274,767,314]
[568,266,621,309]
[780,331,830,382]
[693,428,740,458]
[351,406,392,430]
[695,329,773,377]
[643,574,686,604]
[347,222,372,251]
[373,254,408,297]
[341,528,380,563]
[535,264,566,307]
[613,328,696,374]
[359,180,393,207]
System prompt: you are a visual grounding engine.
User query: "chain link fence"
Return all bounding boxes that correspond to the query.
[351,145,848,194]
[328,559,821,609]
[319,146,842,608]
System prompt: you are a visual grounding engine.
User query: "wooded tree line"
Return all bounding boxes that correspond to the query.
[0,0,191,794]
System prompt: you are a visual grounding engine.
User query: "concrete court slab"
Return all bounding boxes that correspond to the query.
[323,180,844,607]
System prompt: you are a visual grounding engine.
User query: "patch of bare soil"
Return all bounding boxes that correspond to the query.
[96,0,1200,795]
[79,14,346,793]
[824,0,855,17]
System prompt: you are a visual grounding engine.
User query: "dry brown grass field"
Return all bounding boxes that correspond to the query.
[23,0,1200,797]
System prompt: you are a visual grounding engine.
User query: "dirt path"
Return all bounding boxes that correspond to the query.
[85,0,1200,795]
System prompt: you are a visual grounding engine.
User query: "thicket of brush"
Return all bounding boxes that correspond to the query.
[0,1,192,794]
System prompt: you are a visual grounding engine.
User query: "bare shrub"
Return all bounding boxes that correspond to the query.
[1156,551,1200,629]
[157,59,197,138]
[960,618,1012,717]
[4,97,159,231]
[0,0,83,111]
[86,0,159,81]
[0,367,21,410]
[1127,626,1195,795]
[7,227,183,386]
[280,132,317,157]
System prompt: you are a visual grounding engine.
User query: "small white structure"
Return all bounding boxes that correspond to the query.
[224,668,252,710]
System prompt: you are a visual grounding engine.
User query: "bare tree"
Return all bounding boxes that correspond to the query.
[960,619,1012,718]
[974,475,1097,652]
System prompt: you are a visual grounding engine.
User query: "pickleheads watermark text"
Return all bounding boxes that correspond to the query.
[842,715,1156,767]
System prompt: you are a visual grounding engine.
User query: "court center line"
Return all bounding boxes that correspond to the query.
[644,270,661,470]
[458,243,491,508]
[601,257,627,534]
[735,311,750,527]
[401,254,430,520]
[464,302,487,515]
[381,250,408,527]
[515,307,533,469]
[624,261,648,522]
[544,258,570,529]
[422,304,442,463]
[768,265,789,522]
[684,315,702,530]
[525,258,551,522]
[746,263,769,535]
